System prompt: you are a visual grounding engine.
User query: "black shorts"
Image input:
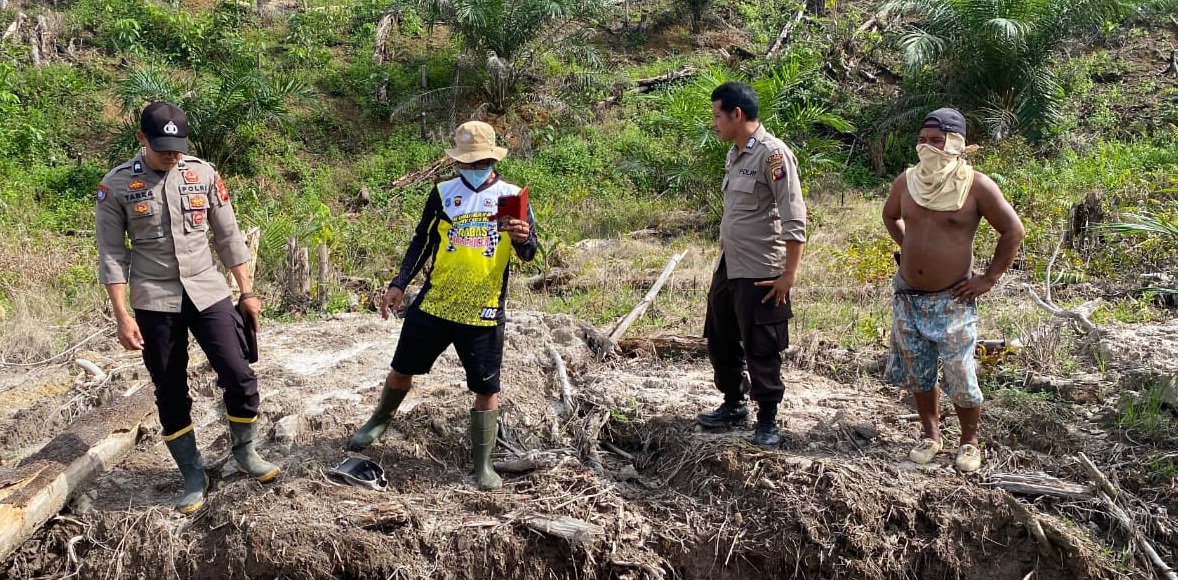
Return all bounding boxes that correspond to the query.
[390,308,505,395]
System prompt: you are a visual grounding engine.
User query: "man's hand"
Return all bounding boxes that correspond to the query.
[116,318,144,351]
[951,274,996,303]
[754,271,796,306]
[239,295,262,331]
[500,218,531,243]
[381,286,404,320]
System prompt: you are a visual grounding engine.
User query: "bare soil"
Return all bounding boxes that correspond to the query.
[2,312,1176,579]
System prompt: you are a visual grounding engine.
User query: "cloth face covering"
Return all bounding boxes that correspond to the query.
[460,167,494,188]
[906,132,975,212]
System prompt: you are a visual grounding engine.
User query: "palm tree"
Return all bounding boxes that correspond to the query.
[880,0,1141,141]
[397,0,605,117]
[114,63,312,172]
[643,60,854,220]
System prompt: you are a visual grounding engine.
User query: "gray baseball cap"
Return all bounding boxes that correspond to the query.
[922,108,967,138]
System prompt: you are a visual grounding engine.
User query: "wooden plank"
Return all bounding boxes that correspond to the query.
[0,384,155,562]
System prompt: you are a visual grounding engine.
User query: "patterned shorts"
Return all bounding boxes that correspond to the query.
[885,274,983,408]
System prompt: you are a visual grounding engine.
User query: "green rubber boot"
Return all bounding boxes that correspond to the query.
[163,427,208,515]
[228,418,281,483]
[470,409,503,491]
[347,388,409,451]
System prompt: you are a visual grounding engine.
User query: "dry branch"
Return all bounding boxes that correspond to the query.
[547,346,574,418]
[605,251,687,348]
[988,473,1094,499]
[1076,453,1118,500]
[1022,284,1100,336]
[765,6,805,59]
[1003,495,1054,556]
[0,384,155,562]
[386,157,453,191]
[1078,456,1178,580]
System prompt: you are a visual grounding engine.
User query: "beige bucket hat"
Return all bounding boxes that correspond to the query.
[445,121,508,163]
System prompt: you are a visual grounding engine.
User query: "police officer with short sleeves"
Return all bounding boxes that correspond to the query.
[697,82,808,448]
[95,102,279,514]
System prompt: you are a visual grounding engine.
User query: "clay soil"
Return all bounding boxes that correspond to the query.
[2,312,1176,579]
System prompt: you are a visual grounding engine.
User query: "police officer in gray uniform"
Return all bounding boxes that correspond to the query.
[697,82,808,448]
[95,102,279,514]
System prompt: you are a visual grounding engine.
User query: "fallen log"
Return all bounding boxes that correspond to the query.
[0,383,155,563]
[526,268,575,291]
[626,67,698,95]
[616,334,707,358]
[520,513,604,545]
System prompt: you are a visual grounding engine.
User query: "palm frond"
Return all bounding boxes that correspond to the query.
[390,85,475,119]
[1098,214,1178,239]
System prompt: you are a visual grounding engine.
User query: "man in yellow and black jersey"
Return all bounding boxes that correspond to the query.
[347,121,535,491]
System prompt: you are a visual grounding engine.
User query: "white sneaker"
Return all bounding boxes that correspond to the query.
[955,444,982,472]
[908,438,942,464]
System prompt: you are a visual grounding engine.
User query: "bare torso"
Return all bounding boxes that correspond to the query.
[896,175,983,291]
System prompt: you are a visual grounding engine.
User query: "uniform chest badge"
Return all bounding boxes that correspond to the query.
[182,170,200,184]
[453,196,463,207]
[746,137,756,149]
[96,184,109,204]
[189,194,207,209]
[133,202,150,215]
[192,211,205,225]
[128,178,146,191]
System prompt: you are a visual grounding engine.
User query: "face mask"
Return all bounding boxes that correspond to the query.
[460,167,494,187]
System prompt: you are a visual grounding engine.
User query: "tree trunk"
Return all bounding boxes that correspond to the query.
[0,385,155,563]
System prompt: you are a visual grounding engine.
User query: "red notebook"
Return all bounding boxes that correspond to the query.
[495,187,528,221]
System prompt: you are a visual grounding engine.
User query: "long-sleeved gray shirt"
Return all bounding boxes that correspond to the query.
[96,153,250,312]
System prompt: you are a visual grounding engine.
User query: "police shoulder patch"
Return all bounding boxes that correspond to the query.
[96,184,110,204]
[767,151,787,181]
[215,174,229,203]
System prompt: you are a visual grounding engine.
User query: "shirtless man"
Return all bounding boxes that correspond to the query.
[882,108,1025,472]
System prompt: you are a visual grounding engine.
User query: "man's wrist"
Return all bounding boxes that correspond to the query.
[239,292,259,300]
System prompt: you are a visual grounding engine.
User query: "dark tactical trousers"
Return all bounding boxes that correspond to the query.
[136,294,259,436]
[704,257,791,404]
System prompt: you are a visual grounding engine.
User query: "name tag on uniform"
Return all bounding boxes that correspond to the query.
[132,202,151,215]
[123,191,154,202]
[182,170,200,184]
[179,184,208,195]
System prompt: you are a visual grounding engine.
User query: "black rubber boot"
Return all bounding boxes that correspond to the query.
[348,388,409,451]
[163,427,208,515]
[751,406,781,448]
[697,400,749,427]
[470,409,503,491]
[228,419,281,483]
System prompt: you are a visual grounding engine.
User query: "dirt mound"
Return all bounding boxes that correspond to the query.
[0,313,1158,579]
